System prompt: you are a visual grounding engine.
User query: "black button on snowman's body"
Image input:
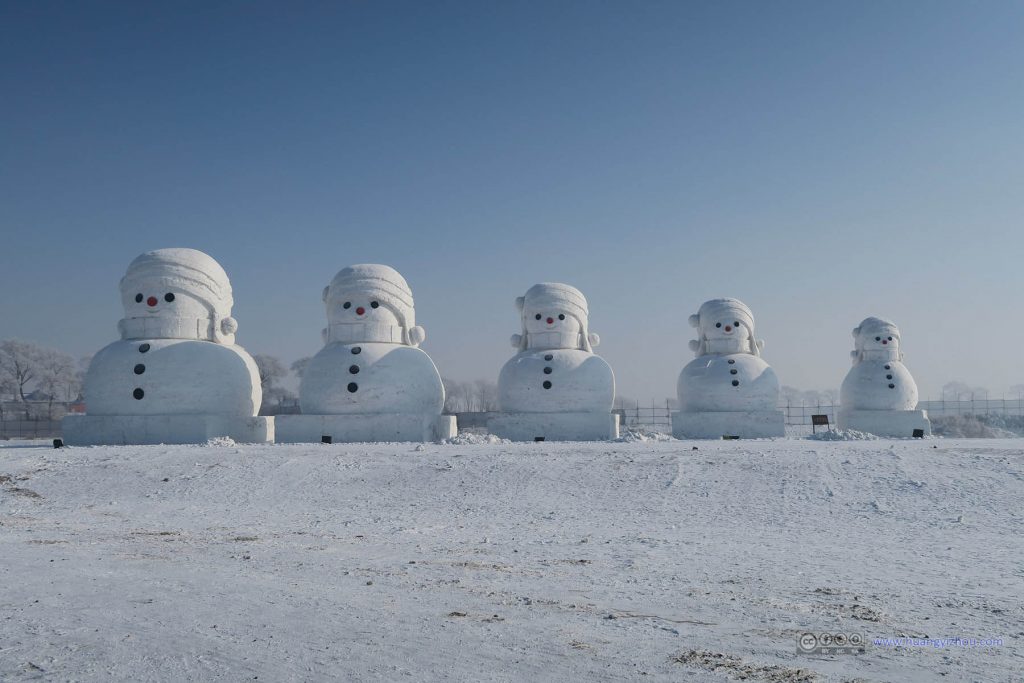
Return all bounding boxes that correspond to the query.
[81,248,262,418]
[497,283,614,414]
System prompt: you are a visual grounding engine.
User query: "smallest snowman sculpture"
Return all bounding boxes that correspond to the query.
[275,264,455,443]
[672,298,785,439]
[837,317,930,437]
[487,283,618,441]
[62,248,272,445]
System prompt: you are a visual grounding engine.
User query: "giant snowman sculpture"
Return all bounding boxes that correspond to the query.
[487,283,619,441]
[62,248,273,445]
[672,298,785,439]
[275,264,455,443]
[837,317,931,437]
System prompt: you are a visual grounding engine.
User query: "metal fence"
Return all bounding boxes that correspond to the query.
[619,399,1024,431]
[1,420,62,439]
[617,403,674,433]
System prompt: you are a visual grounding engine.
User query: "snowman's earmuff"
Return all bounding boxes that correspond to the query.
[688,314,700,328]
[515,296,525,312]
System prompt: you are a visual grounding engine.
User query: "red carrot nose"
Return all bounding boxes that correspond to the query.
[147,296,158,307]
[356,307,365,315]
[724,325,732,332]
[546,317,554,324]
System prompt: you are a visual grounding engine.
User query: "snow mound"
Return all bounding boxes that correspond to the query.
[807,429,878,441]
[442,431,511,445]
[615,428,674,443]
[930,415,1018,438]
[205,436,237,447]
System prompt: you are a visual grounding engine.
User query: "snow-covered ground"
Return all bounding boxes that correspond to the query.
[1,436,1020,682]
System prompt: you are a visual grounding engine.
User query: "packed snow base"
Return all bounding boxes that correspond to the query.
[1,439,1019,682]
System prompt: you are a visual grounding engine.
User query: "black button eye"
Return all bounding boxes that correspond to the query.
[875,337,881,341]
[535,314,542,320]
[734,321,740,326]
[343,302,351,309]
[715,323,722,328]
[164,293,175,303]
[558,314,565,320]
[370,301,379,309]
[135,293,143,303]
[887,337,893,341]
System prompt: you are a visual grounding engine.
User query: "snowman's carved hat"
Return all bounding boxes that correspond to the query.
[120,248,238,343]
[323,264,425,346]
[513,282,599,352]
[688,297,763,357]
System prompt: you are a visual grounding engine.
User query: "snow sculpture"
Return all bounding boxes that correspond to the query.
[672,298,785,438]
[837,317,931,437]
[275,264,455,442]
[487,283,619,441]
[62,248,272,445]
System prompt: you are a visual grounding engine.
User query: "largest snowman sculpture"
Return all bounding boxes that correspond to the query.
[837,317,931,436]
[62,248,272,445]
[275,264,456,443]
[487,283,619,441]
[672,298,785,438]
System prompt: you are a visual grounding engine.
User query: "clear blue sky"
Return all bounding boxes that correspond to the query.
[2,1,1023,402]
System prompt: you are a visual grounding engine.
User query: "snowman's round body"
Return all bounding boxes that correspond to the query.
[300,341,444,415]
[677,353,779,413]
[84,338,261,416]
[498,348,614,413]
[840,359,918,411]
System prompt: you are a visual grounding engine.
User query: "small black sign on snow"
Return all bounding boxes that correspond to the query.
[321,435,333,444]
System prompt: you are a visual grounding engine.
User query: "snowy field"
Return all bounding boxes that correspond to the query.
[1,436,1020,682]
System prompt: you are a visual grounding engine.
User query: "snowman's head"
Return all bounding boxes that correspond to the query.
[688,298,761,356]
[513,283,597,352]
[118,248,237,343]
[852,317,902,363]
[322,264,424,346]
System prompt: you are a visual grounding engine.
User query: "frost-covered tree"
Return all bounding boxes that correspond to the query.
[35,348,79,417]
[290,357,311,381]
[941,381,972,401]
[0,340,45,402]
[253,354,287,390]
[780,385,802,405]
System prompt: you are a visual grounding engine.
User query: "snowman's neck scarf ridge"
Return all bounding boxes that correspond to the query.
[120,316,213,341]
[328,323,405,345]
[857,347,901,363]
[705,337,753,355]
[527,331,583,351]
